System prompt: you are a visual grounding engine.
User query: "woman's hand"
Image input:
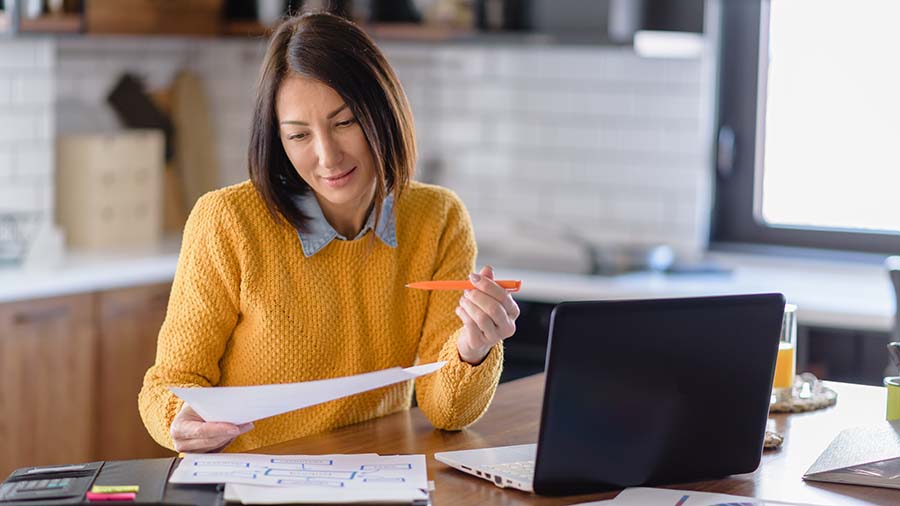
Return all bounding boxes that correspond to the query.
[170,403,254,453]
[455,265,521,365]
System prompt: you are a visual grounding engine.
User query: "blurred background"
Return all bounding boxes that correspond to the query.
[1,0,899,477]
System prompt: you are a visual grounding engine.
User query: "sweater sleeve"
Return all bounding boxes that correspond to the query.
[138,192,243,450]
[414,191,504,430]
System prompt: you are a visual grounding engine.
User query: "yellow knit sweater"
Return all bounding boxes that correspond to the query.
[138,180,503,452]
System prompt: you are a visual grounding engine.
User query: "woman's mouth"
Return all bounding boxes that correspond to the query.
[321,166,357,188]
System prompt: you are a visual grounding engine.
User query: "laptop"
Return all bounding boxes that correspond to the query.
[435,293,786,495]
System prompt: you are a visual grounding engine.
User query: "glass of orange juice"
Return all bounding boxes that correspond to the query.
[772,304,797,402]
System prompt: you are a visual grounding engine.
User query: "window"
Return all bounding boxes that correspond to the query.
[712,0,900,253]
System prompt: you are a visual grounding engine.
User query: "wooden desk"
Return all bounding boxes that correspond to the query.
[258,375,898,505]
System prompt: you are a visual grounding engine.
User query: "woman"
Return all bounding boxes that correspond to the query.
[138,12,520,453]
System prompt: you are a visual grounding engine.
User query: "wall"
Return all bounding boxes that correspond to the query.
[9,35,713,268]
[55,37,263,188]
[0,39,55,221]
[383,43,712,262]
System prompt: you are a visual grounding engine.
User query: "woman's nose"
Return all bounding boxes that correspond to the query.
[316,133,344,169]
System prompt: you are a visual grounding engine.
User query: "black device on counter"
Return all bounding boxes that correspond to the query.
[0,458,221,505]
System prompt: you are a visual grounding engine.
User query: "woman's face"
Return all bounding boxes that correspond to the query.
[276,74,377,213]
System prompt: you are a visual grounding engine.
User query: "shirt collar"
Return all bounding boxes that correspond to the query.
[291,192,397,257]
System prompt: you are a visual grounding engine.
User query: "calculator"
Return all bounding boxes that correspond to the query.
[0,462,101,503]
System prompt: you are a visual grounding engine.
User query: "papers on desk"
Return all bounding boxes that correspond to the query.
[224,483,427,505]
[572,487,827,506]
[169,361,445,425]
[170,453,429,505]
[803,420,900,490]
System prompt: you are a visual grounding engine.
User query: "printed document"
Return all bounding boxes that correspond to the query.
[169,362,445,425]
[170,453,429,504]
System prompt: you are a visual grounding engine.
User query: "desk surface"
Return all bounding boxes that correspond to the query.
[258,374,897,506]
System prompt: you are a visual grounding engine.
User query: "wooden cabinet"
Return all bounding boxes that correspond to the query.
[96,283,173,461]
[86,0,223,36]
[0,283,175,478]
[0,294,97,477]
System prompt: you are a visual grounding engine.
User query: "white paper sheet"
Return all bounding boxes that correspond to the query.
[572,487,828,506]
[170,453,429,504]
[225,482,427,505]
[169,362,445,425]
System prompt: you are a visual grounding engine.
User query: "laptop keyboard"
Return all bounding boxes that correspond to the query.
[482,460,535,482]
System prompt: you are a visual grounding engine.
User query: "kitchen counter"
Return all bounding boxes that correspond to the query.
[496,252,894,333]
[0,238,180,304]
[0,244,893,333]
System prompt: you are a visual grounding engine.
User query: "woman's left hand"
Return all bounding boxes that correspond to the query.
[455,265,520,365]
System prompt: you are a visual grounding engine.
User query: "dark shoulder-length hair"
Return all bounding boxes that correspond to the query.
[249,12,416,231]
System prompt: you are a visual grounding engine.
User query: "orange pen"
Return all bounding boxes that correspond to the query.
[405,280,522,292]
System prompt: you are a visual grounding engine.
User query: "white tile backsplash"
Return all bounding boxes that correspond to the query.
[33,42,55,69]
[0,110,37,142]
[385,43,713,257]
[11,74,54,105]
[0,39,54,227]
[14,144,54,181]
[0,41,37,69]
[1,34,713,263]
[0,182,42,212]
[0,76,10,106]
[34,106,54,140]
[431,47,487,80]
[0,150,13,179]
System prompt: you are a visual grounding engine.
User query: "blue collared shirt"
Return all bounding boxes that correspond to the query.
[290,192,398,257]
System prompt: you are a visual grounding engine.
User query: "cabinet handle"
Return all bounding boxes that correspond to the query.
[13,306,70,325]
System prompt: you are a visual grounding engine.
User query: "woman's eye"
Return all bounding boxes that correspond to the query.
[336,119,356,127]
[288,133,308,141]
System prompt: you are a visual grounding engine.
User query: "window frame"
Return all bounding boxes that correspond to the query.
[711,0,900,254]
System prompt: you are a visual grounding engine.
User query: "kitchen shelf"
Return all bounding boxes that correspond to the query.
[1,14,568,46]
[221,19,271,37]
[221,21,476,42]
[367,23,474,42]
[18,13,82,34]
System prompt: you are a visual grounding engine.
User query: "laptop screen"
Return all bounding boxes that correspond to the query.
[533,293,785,495]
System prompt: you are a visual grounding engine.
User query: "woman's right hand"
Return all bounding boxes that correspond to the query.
[170,403,254,453]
